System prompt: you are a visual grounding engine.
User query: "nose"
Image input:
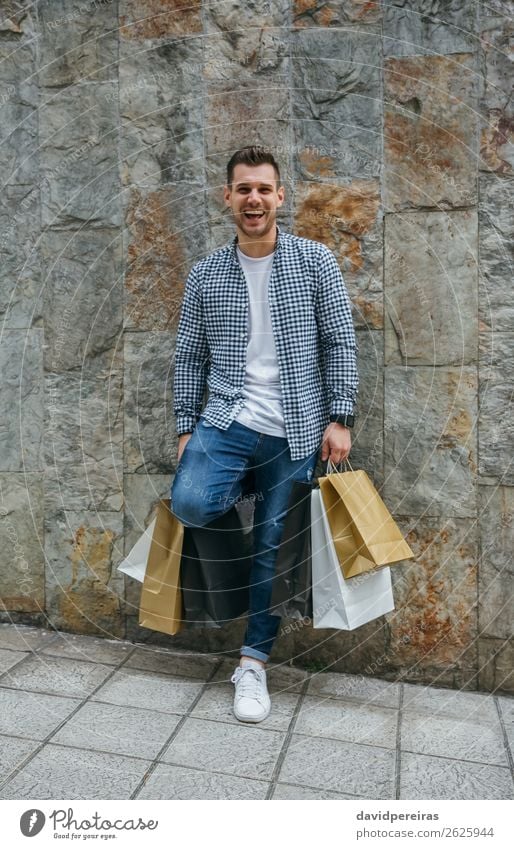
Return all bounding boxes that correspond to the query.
[247,189,261,205]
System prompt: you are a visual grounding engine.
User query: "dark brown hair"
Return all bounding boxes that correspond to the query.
[226,146,281,185]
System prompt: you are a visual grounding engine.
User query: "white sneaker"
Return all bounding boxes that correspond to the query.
[231,661,271,723]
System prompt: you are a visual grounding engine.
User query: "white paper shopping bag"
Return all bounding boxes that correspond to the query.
[311,489,395,630]
[117,517,156,583]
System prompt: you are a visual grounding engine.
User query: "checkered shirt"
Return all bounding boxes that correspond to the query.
[173,225,359,460]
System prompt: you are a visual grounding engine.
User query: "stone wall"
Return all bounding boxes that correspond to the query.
[0,0,512,693]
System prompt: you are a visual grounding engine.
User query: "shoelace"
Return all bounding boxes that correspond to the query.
[231,667,265,701]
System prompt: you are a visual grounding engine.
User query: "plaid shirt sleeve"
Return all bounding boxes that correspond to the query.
[315,245,359,417]
[173,264,209,435]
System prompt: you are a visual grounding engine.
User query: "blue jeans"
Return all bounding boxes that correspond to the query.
[170,417,318,662]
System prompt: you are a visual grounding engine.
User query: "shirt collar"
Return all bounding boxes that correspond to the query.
[230,223,282,265]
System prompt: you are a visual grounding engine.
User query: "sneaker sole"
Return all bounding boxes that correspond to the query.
[233,704,271,723]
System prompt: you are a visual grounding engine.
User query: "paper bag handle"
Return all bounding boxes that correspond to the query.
[326,457,355,474]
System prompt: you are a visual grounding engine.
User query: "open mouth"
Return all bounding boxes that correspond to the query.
[243,210,265,222]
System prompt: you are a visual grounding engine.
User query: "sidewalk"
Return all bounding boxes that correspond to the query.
[0,624,512,800]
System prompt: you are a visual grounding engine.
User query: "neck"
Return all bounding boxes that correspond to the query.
[235,225,277,258]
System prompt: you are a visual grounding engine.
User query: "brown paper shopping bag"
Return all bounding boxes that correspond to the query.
[319,459,414,578]
[138,499,184,635]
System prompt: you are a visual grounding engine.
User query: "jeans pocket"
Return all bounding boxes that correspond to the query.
[200,417,214,428]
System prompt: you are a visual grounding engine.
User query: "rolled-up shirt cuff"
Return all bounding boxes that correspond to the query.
[176,414,197,436]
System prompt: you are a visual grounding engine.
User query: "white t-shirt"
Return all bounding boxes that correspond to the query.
[234,246,287,438]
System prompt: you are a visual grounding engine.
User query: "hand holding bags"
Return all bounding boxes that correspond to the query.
[318,459,414,578]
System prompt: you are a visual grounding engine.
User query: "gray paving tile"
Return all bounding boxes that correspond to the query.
[295,695,398,749]
[0,649,30,675]
[403,682,499,722]
[1,743,152,800]
[0,687,81,739]
[91,668,203,715]
[137,763,269,799]
[51,701,181,760]
[0,734,40,778]
[278,734,396,798]
[213,658,308,693]
[0,654,113,698]
[0,624,55,652]
[400,751,514,800]
[161,717,286,780]
[272,782,357,800]
[40,632,134,666]
[126,647,220,680]
[401,712,507,766]
[307,672,401,709]
[498,695,514,756]
[192,682,300,731]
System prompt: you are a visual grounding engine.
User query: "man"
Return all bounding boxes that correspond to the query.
[171,146,358,723]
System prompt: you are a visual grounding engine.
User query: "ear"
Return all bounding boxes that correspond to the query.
[223,184,232,206]
[276,184,285,207]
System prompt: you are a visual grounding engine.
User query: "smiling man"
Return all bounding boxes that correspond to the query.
[171,146,358,723]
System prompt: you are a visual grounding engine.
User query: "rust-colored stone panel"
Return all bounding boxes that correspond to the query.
[120,0,202,39]
[293,0,381,27]
[294,180,382,328]
[479,15,513,175]
[384,53,477,210]
[124,187,203,331]
[385,517,478,673]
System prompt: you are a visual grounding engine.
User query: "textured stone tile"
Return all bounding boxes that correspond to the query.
[294,180,383,330]
[0,44,38,186]
[292,27,382,180]
[0,687,81,739]
[479,333,514,485]
[44,510,125,636]
[384,517,478,673]
[162,717,285,780]
[384,54,477,210]
[400,751,513,800]
[478,485,514,640]
[41,228,123,372]
[119,0,203,38]
[1,743,151,799]
[0,474,44,614]
[478,637,514,695]
[52,700,180,759]
[119,38,204,190]
[279,733,395,797]
[39,82,120,228]
[403,683,498,722]
[0,649,29,675]
[384,366,477,517]
[193,682,300,731]
[38,0,118,86]
[272,782,356,799]
[295,695,398,748]
[479,14,513,175]
[124,187,206,330]
[293,0,382,27]
[123,331,178,474]
[1,654,113,698]
[0,330,43,471]
[0,625,54,652]
[0,185,41,329]
[0,734,40,777]
[307,672,401,709]
[126,647,220,680]
[385,209,478,365]
[92,668,203,714]
[402,711,507,766]
[350,330,384,485]
[41,632,133,666]
[137,762,269,800]
[383,0,476,56]
[498,695,514,757]
[479,175,514,332]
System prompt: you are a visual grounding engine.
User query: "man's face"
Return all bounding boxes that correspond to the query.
[224,163,285,241]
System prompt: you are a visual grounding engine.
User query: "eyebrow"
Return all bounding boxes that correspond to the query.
[233,181,275,189]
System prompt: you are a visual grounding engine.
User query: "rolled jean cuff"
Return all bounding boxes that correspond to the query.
[240,645,269,663]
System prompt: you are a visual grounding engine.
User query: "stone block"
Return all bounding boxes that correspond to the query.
[478,333,514,484]
[0,329,43,472]
[292,27,382,180]
[0,474,44,614]
[0,185,41,329]
[119,0,202,39]
[92,667,204,713]
[385,209,478,365]
[400,751,513,800]
[0,687,80,739]
[0,44,38,186]
[478,174,514,332]
[384,54,477,210]
[138,763,269,799]
[478,485,514,640]
[478,637,514,694]
[38,0,118,86]
[293,0,382,27]
[383,0,477,57]
[123,331,177,473]
[351,330,384,485]
[39,82,120,228]
[296,695,398,748]
[479,14,513,174]
[384,366,477,517]
[1,653,113,697]
[294,180,383,330]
